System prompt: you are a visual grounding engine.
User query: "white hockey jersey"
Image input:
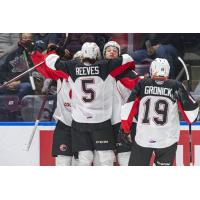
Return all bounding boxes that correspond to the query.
[111,70,141,125]
[121,78,199,148]
[53,79,72,126]
[31,51,135,123]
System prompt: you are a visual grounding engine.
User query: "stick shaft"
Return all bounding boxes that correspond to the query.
[178,57,189,81]
[178,56,193,164]
[26,95,48,151]
[26,120,39,151]
[23,51,36,91]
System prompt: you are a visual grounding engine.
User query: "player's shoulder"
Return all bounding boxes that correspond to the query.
[139,77,152,84]
[68,59,80,65]
[121,54,133,63]
[165,79,182,88]
[132,77,150,89]
[56,58,78,67]
[98,54,132,63]
[138,78,179,87]
[96,59,108,66]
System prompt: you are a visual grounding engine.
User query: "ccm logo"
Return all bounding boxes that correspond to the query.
[96,141,109,144]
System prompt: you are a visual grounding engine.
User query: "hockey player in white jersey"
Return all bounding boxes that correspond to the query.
[32,50,83,166]
[120,58,199,166]
[52,78,73,166]
[31,42,135,166]
[37,50,74,166]
[52,51,84,166]
[102,41,141,165]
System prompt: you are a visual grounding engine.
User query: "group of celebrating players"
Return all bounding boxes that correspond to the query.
[31,40,199,166]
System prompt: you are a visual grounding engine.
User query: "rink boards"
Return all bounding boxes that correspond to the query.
[0,122,200,166]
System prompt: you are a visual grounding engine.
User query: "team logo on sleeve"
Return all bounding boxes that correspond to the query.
[59,144,67,152]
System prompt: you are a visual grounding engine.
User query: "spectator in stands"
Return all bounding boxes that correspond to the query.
[94,33,110,53]
[32,71,45,95]
[130,33,182,79]
[33,33,61,51]
[0,33,20,58]
[0,33,34,99]
[62,33,110,57]
[62,33,82,56]
[63,34,95,56]
[80,33,96,43]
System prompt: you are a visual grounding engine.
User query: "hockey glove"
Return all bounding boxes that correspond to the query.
[118,129,132,145]
[47,44,66,57]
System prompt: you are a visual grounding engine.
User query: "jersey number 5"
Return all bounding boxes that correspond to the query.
[142,98,169,125]
[81,79,95,103]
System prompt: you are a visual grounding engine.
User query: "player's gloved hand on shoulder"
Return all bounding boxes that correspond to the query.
[118,129,132,145]
[47,43,58,52]
[47,43,65,58]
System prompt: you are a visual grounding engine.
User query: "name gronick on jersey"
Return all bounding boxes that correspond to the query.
[31,51,135,123]
[121,78,199,148]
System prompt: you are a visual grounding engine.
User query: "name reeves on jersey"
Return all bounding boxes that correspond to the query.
[76,66,99,76]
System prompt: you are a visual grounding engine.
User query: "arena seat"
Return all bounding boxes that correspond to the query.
[20,95,56,122]
[0,95,20,121]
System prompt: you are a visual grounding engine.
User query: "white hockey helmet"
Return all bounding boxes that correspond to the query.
[150,58,170,78]
[103,41,121,58]
[81,42,101,60]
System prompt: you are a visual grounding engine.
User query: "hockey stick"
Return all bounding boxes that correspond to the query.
[25,79,55,151]
[25,95,48,151]
[0,61,44,90]
[23,51,36,91]
[178,57,190,81]
[178,56,193,165]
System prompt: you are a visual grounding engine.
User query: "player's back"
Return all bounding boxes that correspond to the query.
[31,49,135,124]
[67,60,116,123]
[52,54,134,124]
[136,78,181,148]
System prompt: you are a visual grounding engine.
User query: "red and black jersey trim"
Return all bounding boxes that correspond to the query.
[121,97,140,133]
[110,61,135,78]
[31,51,69,80]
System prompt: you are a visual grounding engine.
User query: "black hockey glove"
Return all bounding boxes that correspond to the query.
[118,129,132,145]
[47,44,66,58]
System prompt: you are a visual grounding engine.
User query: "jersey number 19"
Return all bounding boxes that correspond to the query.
[142,98,169,126]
